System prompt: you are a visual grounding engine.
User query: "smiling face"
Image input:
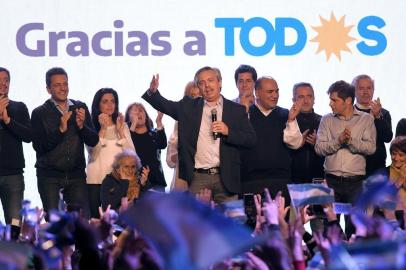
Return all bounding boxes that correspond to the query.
[391,150,406,170]
[47,74,69,103]
[236,72,255,97]
[255,78,279,110]
[196,70,222,102]
[99,93,116,116]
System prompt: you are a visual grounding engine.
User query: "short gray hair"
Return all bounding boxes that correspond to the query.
[194,66,222,85]
[351,74,374,90]
[292,82,314,98]
[112,149,142,171]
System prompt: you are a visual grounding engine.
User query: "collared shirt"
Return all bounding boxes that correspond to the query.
[254,101,303,149]
[315,108,377,177]
[355,102,370,111]
[50,98,74,114]
[194,96,223,169]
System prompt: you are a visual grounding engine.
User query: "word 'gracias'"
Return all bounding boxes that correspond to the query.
[16,20,206,57]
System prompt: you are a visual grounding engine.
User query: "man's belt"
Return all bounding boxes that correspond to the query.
[325,173,364,181]
[194,167,220,175]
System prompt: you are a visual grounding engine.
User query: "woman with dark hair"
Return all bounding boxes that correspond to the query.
[86,88,134,218]
[125,102,167,191]
[387,136,406,227]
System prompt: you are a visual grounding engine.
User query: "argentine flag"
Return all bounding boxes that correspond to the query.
[288,183,335,207]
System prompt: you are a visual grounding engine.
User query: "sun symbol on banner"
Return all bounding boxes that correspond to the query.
[310,13,356,61]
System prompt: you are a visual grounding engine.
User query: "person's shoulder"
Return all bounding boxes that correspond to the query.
[274,106,289,116]
[102,174,119,185]
[398,118,406,123]
[313,111,323,119]
[224,97,245,109]
[381,107,391,116]
[180,95,203,106]
[70,99,88,108]
[32,99,52,114]
[8,100,28,109]
[358,110,374,121]
[320,112,335,121]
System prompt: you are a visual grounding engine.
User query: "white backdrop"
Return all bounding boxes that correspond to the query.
[1,0,405,222]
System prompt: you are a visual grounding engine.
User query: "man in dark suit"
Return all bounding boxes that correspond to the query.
[142,66,256,203]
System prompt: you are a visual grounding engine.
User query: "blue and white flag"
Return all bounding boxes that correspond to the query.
[357,172,398,210]
[329,240,405,270]
[120,192,265,270]
[219,199,247,225]
[288,183,335,207]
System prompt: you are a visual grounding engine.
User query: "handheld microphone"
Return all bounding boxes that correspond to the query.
[211,109,219,140]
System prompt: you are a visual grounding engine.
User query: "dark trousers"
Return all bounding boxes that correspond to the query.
[38,176,89,220]
[325,174,364,238]
[0,174,24,224]
[87,184,101,219]
[241,178,292,206]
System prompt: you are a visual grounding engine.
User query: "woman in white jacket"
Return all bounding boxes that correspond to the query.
[86,88,134,218]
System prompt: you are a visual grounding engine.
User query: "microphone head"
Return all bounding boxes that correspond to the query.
[211,108,217,115]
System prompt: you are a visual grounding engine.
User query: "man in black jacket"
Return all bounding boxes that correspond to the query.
[0,67,31,226]
[352,74,393,176]
[143,67,256,203]
[240,76,303,203]
[32,67,98,219]
[290,82,324,183]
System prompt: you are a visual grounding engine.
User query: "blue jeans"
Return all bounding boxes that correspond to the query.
[0,174,24,224]
[38,176,89,220]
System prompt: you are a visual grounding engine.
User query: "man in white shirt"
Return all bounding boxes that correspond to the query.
[143,67,256,203]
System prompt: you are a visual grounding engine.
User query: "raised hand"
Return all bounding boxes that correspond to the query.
[98,113,110,129]
[149,74,159,92]
[300,129,310,147]
[246,252,269,270]
[370,97,382,118]
[306,129,317,146]
[300,205,316,224]
[140,166,150,185]
[75,108,86,129]
[262,188,279,225]
[116,113,125,139]
[288,99,303,122]
[339,127,351,145]
[156,111,164,129]
[59,111,73,133]
[253,194,266,235]
[0,96,9,121]
[1,107,10,124]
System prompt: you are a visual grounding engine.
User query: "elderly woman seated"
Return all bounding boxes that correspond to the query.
[100,149,150,211]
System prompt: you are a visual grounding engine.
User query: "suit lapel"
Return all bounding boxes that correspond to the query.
[191,98,204,144]
[222,97,230,126]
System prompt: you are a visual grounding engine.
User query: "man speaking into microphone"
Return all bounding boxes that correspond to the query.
[142,66,256,203]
